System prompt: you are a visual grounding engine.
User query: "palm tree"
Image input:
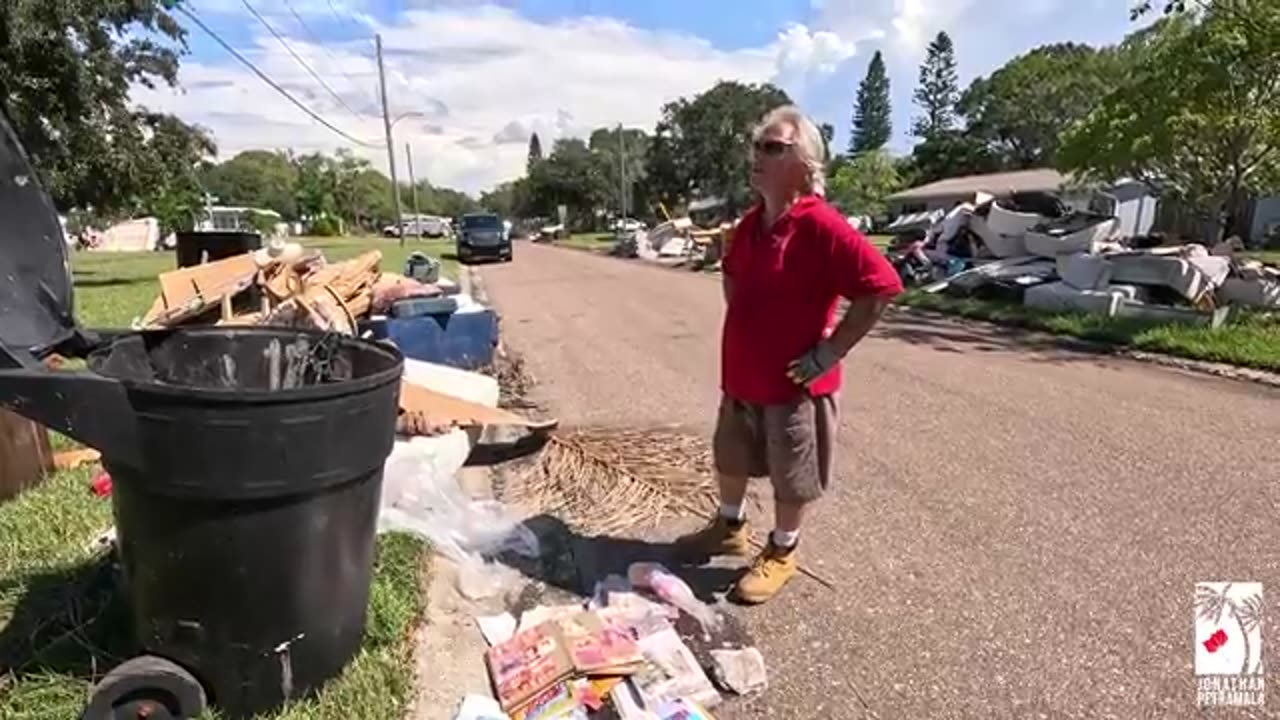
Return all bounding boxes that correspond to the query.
[1196,584,1264,675]
[1235,591,1264,675]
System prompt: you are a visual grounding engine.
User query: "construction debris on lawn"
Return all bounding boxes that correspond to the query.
[614,217,733,269]
[458,563,764,720]
[888,192,1280,325]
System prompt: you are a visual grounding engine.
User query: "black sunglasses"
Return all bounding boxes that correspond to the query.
[752,139,794,157]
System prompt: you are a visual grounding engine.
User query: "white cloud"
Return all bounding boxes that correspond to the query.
[814,0,977,58]
[133,5,855,194]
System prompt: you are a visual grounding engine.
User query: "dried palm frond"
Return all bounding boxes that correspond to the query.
[504,428,718,536]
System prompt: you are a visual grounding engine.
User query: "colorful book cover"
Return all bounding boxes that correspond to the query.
[486,621,575,712]
[512,682,585,720]
[557,611,646,675]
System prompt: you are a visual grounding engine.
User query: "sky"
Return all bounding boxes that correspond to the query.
[133,0,1144,195]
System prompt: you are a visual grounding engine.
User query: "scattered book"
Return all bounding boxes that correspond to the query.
[486,621,575,713]
[558,611,646,676]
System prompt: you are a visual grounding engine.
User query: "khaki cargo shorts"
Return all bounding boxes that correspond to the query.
[712,393,838,503]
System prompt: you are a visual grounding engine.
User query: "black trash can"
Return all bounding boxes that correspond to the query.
[175,230,262,268]
[0,110,404,719]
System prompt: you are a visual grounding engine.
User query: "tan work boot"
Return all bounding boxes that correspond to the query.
[674,515,751,560]
[734,540,798,604]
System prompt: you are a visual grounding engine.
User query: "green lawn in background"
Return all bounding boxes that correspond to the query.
[896,289,1280,372]
[2,235,438,719]
[1244,249,1280,265]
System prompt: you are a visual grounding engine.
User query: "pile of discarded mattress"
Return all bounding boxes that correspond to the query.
[912,193,1280,326]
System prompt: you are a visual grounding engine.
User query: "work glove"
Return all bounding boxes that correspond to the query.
[786,340,840,387]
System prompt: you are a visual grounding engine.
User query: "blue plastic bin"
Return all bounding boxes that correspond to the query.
[362,304,498,370]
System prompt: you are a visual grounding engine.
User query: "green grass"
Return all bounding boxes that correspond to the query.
[1243,249,1280,265]
[896,289,1280,371]
[2,235,438,719]
[558,233,615,252]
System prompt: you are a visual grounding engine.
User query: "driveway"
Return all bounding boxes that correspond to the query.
[476,240,1280,719]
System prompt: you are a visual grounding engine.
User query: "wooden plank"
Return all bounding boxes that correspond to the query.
[0,410,52,503]
[399,380,558,431]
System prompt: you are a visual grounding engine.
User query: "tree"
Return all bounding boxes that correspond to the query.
[525,138,608,228]
[903,130,1001,186]
[0,0,199,213]
[293,153,340,225]
[589,126,650,217]
[527,132,543,172]
[959,43,1119,168]
[136,112,217,236]
[851,51,892,154]
[826,149,903,217]
[913,32,960,140]
[202,150,299,219]
[1059,3,1280,240]
[480,180,523,217]
[645,81,792,213]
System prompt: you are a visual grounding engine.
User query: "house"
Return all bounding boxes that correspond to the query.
[886,169,1160,239]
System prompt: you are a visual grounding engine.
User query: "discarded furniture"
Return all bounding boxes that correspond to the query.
[1024,281,1126,317]
[1109,253,1218,304]
[969,214,1027,258]
[1219,277,1280,309]
[1024,214,1119,257]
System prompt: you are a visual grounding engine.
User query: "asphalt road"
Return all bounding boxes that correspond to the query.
[476,240,1280,719]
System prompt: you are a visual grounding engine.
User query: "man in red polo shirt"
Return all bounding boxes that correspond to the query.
[677,105,903,603]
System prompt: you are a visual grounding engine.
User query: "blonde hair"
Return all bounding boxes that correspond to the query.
[752,104,827,196]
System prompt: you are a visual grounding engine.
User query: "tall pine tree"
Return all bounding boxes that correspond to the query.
[912,32,959,140]
[527,132,543,173]
[850,51,892,155]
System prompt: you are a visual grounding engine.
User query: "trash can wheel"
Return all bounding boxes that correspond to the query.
[82,655,208,720]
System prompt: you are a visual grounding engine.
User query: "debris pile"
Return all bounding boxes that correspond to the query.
[138,242,443,334]
[457,562,764,720]
[613,218,732,268]
[890,192,1280,323]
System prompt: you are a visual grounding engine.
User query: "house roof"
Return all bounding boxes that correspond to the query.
[886,169,1069,203]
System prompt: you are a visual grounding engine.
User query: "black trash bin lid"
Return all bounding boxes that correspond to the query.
[0,111,77,360]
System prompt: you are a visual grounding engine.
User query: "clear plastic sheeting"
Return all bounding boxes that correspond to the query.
[379,435,539,599]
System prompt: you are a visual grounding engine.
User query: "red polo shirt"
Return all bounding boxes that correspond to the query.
[721,195,903,405]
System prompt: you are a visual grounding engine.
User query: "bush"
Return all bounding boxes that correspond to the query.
[311,216,340,236]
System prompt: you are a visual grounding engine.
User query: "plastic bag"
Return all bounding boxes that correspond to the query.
[628,562,722,634]
[380,435,539,598]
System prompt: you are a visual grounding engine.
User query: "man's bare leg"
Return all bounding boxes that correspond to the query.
[773,500,805,535]
[717,471,749,519]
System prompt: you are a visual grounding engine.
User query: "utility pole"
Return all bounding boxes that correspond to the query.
[406,142,421,239]
[376,34,404,247]
[616,123,627,221]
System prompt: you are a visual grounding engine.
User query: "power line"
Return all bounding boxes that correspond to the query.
[325,0,368,39]
[238,0,370,122]
[282,0,380,114]
[176,5,381,149]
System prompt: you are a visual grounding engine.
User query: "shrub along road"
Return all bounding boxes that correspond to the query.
[477,240,1280,719]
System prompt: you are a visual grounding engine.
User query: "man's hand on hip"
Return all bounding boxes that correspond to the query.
[786,339,840,387]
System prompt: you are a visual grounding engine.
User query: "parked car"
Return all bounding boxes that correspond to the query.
[456,213,512,263]
[537,223,566,242]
